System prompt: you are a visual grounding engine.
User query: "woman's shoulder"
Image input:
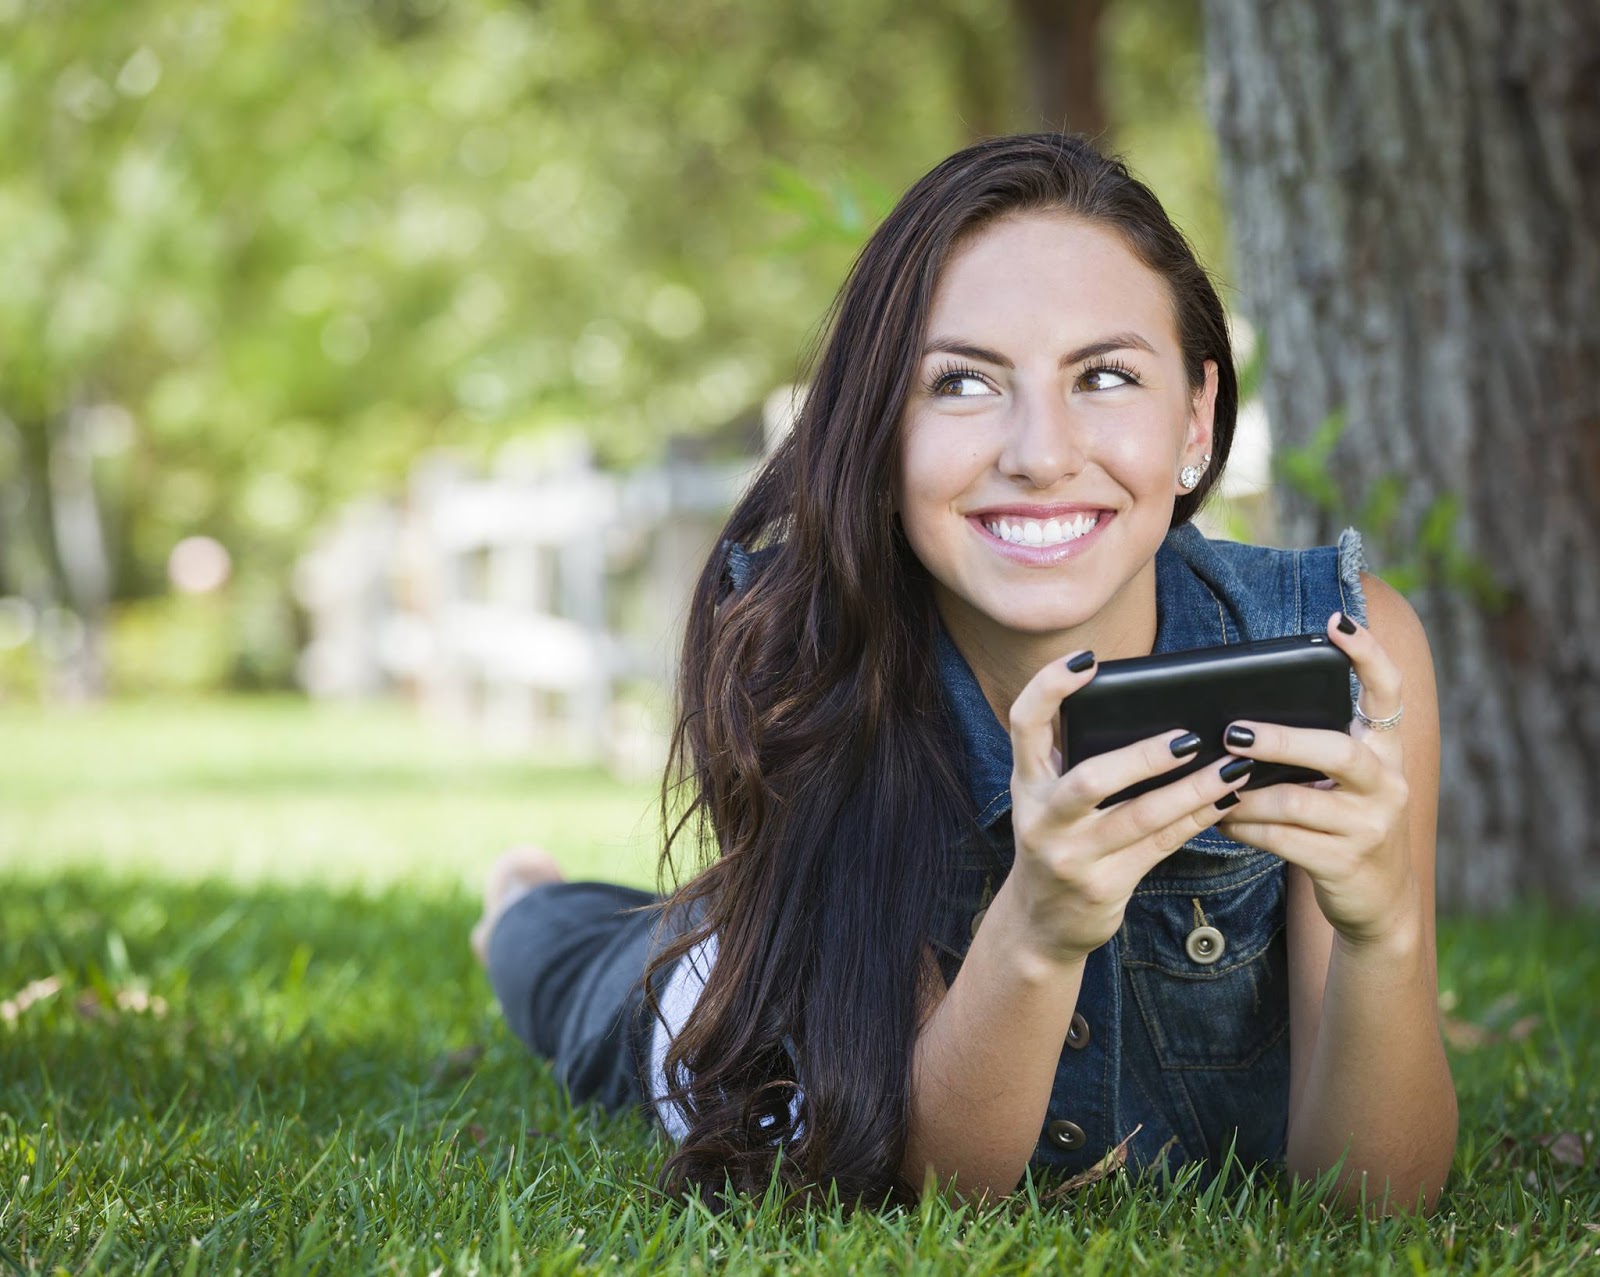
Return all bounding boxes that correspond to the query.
[1173,522,1372,625]
[1177,520,1366,574]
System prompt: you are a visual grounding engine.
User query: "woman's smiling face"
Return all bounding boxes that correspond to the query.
[895,212,1217,644]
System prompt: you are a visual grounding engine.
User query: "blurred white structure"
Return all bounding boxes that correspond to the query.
[295,370,1275,778]
[293,433,758,774]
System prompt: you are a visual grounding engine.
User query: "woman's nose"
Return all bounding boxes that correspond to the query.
[996,385,1086,487]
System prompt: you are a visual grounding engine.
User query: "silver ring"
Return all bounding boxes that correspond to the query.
[1353,700,1403,731]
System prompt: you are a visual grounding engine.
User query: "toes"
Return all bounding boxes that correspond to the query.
[503,845,565,883]
[486,847,565,904]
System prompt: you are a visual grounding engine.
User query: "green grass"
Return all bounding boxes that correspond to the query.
[2,699,1597,1274]
[0,698,665,893]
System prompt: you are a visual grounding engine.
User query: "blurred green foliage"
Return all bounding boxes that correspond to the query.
[104,595,235,694]
[0,0,1222,694]
[1272,408,1510,612]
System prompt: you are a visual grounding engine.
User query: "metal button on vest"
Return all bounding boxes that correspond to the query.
[1185,924,1225,965]
[1066,1012,1090,1050]
[1046,1119,1086,1151]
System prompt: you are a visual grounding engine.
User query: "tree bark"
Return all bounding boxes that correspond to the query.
[1201,0,1600,909]
[0,409,109,700]
[46,406,111,700]
[1012,0,1111,139]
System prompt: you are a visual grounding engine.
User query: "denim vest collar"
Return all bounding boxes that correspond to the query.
[934,520,1248,833]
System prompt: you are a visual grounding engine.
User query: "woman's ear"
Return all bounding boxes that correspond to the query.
[1187,358,1220,458]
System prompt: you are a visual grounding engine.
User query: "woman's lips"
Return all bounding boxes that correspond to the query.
[967,511,1113,565]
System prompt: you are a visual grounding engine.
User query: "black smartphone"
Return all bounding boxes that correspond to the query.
[1060,633,1353,809]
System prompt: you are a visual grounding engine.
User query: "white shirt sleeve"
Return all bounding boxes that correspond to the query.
[646,930,805,1143]
[648,932,717,1141]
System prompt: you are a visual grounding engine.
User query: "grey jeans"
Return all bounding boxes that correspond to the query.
[485,880,695,1118]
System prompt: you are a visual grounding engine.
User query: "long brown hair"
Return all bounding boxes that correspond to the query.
[640,132,1238,1212]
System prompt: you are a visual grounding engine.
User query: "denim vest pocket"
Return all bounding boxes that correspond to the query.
[929,826,1012,988]
[1120,851,1289,1071]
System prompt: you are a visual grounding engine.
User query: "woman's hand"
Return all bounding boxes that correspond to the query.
[1215,610,1417,948]
[1005,651,1255,967]
[469,846,566,968]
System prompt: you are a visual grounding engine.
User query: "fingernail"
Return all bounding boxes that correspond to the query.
[1215,791,1241,811]
[1066,650,1095,672]
[1336,611,1357,634]
[1224,724,1255,748]
[1219,756,1254,783]
[1170,732,1202,758]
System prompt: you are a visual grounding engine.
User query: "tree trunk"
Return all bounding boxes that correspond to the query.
[0,409,110,700]
[1012,0,1111,138]
[1201,0,1600,909]
[45,406,111,700]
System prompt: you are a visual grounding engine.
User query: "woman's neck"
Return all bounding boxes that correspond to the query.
[936,555,1159,737]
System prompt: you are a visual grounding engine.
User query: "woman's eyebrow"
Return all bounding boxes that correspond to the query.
[920,332,1157,368]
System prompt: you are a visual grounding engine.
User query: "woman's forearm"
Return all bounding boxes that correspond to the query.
[1286,922,1458,1213]
[900,874,1084,1202]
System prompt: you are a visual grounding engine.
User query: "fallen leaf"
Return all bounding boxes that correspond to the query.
[75,991,110,1022]
[1582,1223,1600,1234]
[1485,991,1522,1022]
[1040,1124,1143,1201]
[1506,1015,1540,1042]
[1488,1134,1520,1169]
[1441,1015,1495,1050]
[114,988,169,1017]
[430,1044,486,1085]
[1,976,63,1025]
[71,986,169,1021]
[1541,1132,1586,1167]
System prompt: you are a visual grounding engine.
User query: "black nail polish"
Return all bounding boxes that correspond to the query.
[1219,756,1254,783]
[1336,611,1357,634]
[1215,791,1241,811]
[1067,650,1095,673]
[1224,725,1255,748]
[1170,732,1202,758]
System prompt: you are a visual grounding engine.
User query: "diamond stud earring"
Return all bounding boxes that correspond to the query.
[1179,453,1212,491]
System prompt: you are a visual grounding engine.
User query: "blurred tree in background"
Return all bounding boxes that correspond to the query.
[1203,0,1600,907]
[0,0,1218,699]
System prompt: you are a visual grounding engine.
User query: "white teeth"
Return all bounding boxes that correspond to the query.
[984,513,1100,546]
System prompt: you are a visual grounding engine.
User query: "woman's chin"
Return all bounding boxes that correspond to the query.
[970,601,1099,638]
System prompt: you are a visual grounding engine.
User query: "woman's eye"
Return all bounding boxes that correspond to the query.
[1078,366,1137,392]
[934,372,985,396]
[931,372,993,397]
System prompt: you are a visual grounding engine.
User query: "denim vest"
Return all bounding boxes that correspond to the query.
[927,520,1370,1180]
[717,521,1371,1177]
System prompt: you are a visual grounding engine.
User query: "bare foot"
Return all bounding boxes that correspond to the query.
[471,845,566,967]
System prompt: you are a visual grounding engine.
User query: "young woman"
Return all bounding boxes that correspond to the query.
[473,133,1456,1215]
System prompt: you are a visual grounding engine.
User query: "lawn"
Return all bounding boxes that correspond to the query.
[2,698,1597,1274]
